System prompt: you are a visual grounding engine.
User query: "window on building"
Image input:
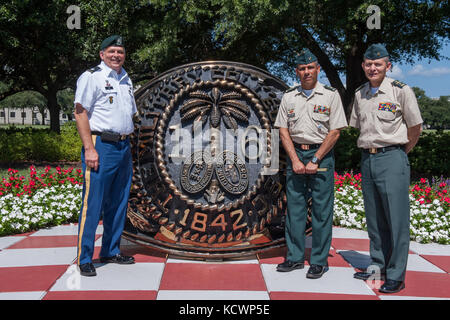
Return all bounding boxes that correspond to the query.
[21,112,26,118]
[0,111,4,117]
[10,112,15,118]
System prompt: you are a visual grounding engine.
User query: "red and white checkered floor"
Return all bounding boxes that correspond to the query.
[0,224,449,300]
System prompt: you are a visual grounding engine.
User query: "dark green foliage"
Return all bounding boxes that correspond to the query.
[0,122,82,164]
[334,127,362,172]
[334,128,450,176]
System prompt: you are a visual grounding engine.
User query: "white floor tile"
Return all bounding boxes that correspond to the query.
[31,224,103,237]
[332,227,369,240]
[0,247,76,267]
[0,291,46,300]
[0,236,26,250]
[157,290,270,300]
[31,224,79,237]
[336,250,371,270]
[260,264,376,296]
[409,241,450,256]
[49,262,165,291]
[406,254,446,273]
[337,250,446,273]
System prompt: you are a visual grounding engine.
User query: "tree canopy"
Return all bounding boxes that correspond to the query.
[413,87,450,130]
[1,0,449,132]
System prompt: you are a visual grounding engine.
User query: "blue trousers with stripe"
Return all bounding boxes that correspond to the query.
[77,135,132,265]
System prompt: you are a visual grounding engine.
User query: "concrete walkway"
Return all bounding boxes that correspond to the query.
[0,224,449,300]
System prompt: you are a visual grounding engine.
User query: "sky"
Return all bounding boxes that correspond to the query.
[315,42,450,99]
[388,42,450,98]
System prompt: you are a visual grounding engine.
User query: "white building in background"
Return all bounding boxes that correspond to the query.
[0,106,70,125]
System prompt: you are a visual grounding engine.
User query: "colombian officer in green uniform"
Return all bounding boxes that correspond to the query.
[349,44,423,293]
[274,49,348,279]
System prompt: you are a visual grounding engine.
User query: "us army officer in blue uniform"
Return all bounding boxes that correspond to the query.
[274,49,347,279]
[350,44,423,293]
[74,35,137,276]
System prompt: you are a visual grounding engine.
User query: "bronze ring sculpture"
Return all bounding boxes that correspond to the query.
[123,61,312,259]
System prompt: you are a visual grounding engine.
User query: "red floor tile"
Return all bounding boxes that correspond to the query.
[420,255,450,273]
[375,271,450,298]
[0,265,68,292]
[331,238,371,252]
[43,290,157,300]
[159,263,267,291]
[270,291,380,300]
[327,249,352,267]
[258,247,349,268]
[7,235,101,249]
[332,238,415,254]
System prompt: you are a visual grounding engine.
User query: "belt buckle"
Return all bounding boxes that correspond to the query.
[369,148,377,154]
[301,144,310,150]
[120,134,127,140]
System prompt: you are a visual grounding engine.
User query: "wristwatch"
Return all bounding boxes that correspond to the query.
[311,156,320,165]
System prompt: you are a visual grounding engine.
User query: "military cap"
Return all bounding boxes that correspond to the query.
[100,35,124,51]
[364,43,389,60]
[295,48,318,65]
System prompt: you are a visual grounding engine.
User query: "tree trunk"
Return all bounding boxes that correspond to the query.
[45,91,61,134]
[345,45,367,117]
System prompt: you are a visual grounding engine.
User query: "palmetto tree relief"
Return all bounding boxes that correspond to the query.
[179,86,250,204]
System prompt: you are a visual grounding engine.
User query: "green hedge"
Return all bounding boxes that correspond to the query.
[0,122,82,163]
[334,128,450,176]
[0,124,449,176]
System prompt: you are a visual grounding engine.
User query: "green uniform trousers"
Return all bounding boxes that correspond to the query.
[361,148,410,282]
[285,147,335,266]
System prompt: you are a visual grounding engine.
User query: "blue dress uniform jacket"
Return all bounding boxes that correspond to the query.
[75,61,136,265]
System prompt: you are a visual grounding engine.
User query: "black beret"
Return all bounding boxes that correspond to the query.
[100,35,124,51]
[364,43,389,60]
[295,48,318,65]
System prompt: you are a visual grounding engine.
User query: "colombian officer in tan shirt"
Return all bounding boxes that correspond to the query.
[349,44,423,293]
[274,49,348,279]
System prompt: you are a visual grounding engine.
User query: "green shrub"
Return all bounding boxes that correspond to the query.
[334,128,450,176]
[334,127,361,172]
[0,122,82,164]
[0,124,449,176]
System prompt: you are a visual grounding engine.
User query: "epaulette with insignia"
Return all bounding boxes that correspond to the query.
[87,66,101,73]
[355,82,367,92]
[285,85,301,93]
[324,84,336,92]
[392,79,406,88]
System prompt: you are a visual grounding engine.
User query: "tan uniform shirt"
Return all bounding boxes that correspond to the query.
[274,81,348,144]
[349,77,423,149]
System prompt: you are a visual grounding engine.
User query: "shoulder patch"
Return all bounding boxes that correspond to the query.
[392,79,406,88]
[324,84,336,92]
[355,82,367,92]
[87,66,101,73]
[285,85,301,93]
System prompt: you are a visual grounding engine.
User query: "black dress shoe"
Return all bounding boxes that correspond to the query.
[100,253,135,264]
[276,260,304,272]
[79,263,96,277]
[306,264,329,279]
[354,271,385,281]
[379,279,405,294]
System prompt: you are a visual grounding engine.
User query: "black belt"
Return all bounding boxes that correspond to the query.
[293,143,321,150]
[91,131,129,142]
[362,145,404,154]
